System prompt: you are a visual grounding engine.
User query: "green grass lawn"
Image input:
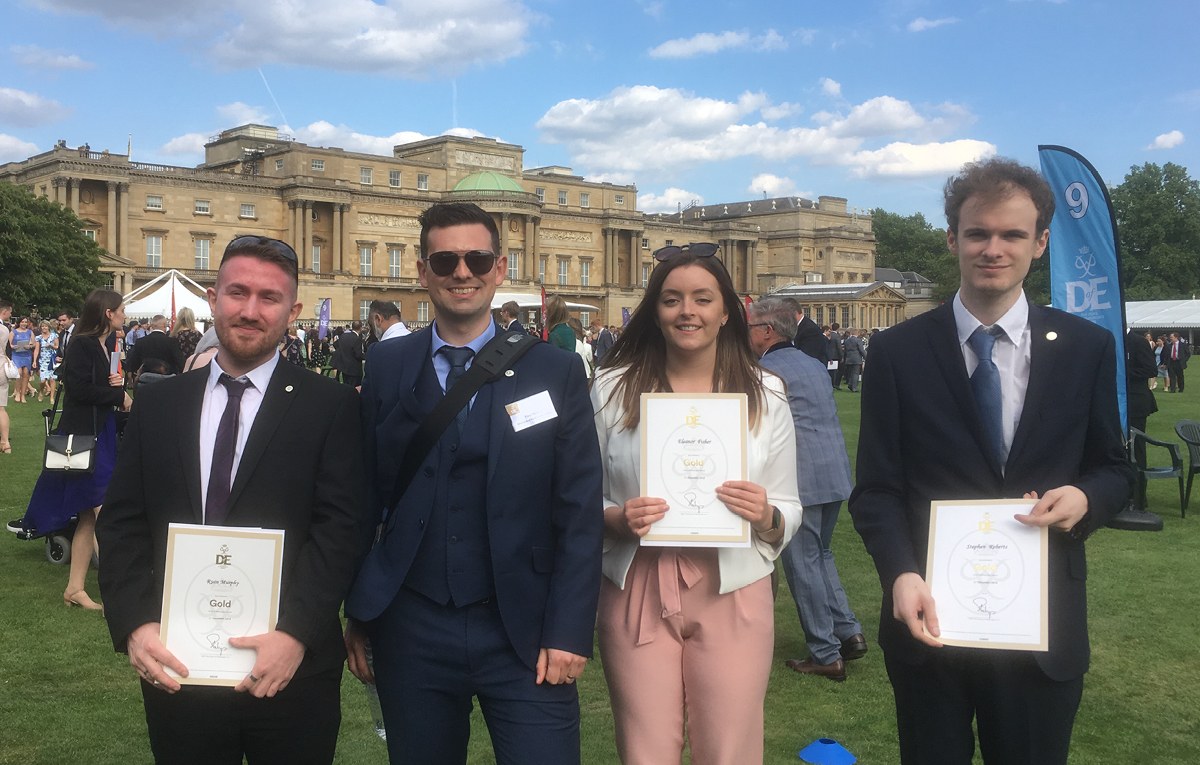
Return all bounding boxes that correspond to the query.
[1,382,1198,764]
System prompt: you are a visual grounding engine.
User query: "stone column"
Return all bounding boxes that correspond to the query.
[332,204,343,273]
[288,201,298,250]
[106,181,118,254]
[51,177,64,204]
[528,216,540,281]
[301,201,312,270]
[500,212,511,260]
[118,182,130,263]
[69,178,80,215]
[604,228,615,286]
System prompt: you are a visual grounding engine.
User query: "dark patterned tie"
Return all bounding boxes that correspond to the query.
[206,374,253,525]
[440,346,475,436]
[968,326,1005,465]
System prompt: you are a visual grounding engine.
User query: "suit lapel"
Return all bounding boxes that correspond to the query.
[1006,304,1056,470]
[399,327,434,421]
[487,364,519,486]
[225,362,301,516]
[926,303,1004,478]
[177,367,210,523]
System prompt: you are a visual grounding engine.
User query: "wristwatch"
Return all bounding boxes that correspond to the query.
[769,505,781,531]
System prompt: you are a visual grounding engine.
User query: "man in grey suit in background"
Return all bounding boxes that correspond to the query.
[748,298,865,683]
[843,329,866,392]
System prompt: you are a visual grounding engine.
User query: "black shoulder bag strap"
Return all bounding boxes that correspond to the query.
[374,330,540,545]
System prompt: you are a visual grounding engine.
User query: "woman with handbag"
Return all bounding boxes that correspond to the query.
[0,299,11,452]
[23,289,131,610]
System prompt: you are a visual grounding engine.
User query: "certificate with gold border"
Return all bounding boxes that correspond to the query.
[924,500,1049,651]
[639,393,750,547]
[160,523,285,686]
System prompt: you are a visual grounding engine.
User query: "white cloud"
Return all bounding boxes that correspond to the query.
[638,0,665,18]
[908,17,959,32]
[761,102,802,120]
[159,133,207,155]
[847,139,996,179]
[0,87,72,127]
[1145,130,1184,150]
[820,77,842,97]
[10,44,96,70]
[216,101,271,125]
[287,121,431,154]
[638,187,704,214]
[648,29,786,58]
[748,174,795,196]
[795,28,818,45]
[0,133,39,162]
[537,85,986,182]
[28,0,533,78]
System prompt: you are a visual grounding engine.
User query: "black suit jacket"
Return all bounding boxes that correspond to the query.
[127,330,186,375]
[793,316,829,365]
[850,302,1133,681]
[333,330,366,377]
[58,335,125,435]
[1125,330,1158,420]
[97,361,366,679]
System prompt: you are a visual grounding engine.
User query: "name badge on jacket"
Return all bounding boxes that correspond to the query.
[506,390,557,432]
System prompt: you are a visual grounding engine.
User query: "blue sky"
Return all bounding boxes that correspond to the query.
[1,0,1196,222]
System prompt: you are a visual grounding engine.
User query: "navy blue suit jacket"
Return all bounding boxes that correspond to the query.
[345,324,604,670]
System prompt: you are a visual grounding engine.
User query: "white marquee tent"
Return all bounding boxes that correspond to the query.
[122,270,212,322]
[1126,300,1200,332]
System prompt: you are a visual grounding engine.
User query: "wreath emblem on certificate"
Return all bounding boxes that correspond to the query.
[945,512,1025,619]
[660,407,727,515]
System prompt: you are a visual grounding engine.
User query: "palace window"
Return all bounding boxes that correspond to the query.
[360,247,373,276]
[641,264,649,287]
[360,167,372,185]
[558,190,568,206]
[580,261,590,286]
[360,300,371,322]
[417,301,429,322]
[194,199,210,214]
[389,248,402,278]
[641,237,649,249]
[275,159,284,171]
[146,236,162,268]
[389,170,401,188]
[146,195,163,210]
[312,245,321,273]
[580,192,590,208]
[311,159,325,171]
[842,307,850,326]
[240,203,256,219]
[83,230,96,241]
[195,238,210,270]
[508,253,519,282]
[417,174,429,191]
[815,306,823,324]
[558,259,568,286]
[581,310,590,325]
[535,187,545,202]
[665,239,673,247]
[615,194,624,205]
[539,259,546,283]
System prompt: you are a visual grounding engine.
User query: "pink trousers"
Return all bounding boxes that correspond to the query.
[598,547,775,765]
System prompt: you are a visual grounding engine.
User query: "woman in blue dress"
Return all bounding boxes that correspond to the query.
[22,290,130,610]
[36,320,59,402]
[10,316,35,403]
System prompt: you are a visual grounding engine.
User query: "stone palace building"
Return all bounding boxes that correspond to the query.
[0,124,907,327]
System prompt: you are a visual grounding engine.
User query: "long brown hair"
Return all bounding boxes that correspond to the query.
[600,253,765,430]
[546,295,569,329]
[74,289,122,339]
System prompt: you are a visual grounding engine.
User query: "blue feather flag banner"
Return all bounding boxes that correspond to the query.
[1038,145,1127,432]
[318,298,331,341]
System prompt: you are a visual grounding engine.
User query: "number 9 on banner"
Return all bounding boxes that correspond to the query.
[1064,182,1089,219]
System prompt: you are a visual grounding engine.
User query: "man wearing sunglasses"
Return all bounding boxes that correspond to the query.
[345,202,603,765]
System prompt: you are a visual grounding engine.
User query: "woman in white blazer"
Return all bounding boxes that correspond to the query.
[590,243,802,765]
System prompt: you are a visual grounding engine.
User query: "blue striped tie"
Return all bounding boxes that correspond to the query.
[967,326,1004,465]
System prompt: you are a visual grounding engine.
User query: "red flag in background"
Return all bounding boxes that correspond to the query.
[745,295,753,308]
[540,285,548,341]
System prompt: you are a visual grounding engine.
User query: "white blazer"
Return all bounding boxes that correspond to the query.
[590,368,803,594]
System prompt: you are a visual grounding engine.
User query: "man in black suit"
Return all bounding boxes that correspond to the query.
[1126,328,1158,469]
[1166,332,1190,392]
[782,297,829,365]
[498,300,523,334]
[333,320,367,387]
[126,314,186,375]
[827,322,845,389]
[54,309,75,365]
[591,318,614,366]
[850,158,1133,765]
[98,237,365,764]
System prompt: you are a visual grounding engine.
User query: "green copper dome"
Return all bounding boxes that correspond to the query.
[453,171,526,193]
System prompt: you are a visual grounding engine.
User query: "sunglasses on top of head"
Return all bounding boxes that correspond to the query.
[224,236,299,263]
[423,250,498,277]
[652,242,721,261]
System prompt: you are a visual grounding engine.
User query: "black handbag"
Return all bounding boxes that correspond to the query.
[41,364,98,475]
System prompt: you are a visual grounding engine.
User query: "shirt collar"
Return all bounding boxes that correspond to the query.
[208,349,280,393]
[380,321,409,342]
[763,341,793,358]
[430,319,497,358]
[953,290,1029,346]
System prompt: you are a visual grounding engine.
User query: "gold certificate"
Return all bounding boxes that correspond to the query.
[639,393,750,547]
[924,499,1049,651]
[160,523,285,686]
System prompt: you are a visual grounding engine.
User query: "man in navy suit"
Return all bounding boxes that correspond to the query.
[850,158,1133,764]
[344,202,604,765]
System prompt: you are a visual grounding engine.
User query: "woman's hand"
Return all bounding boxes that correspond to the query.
[715,481,778,536]
[612,497,669,539]
[121,393,133,412]
[108,373,123,387]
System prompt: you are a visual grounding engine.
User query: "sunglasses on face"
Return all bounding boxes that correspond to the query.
[652,242,720,261]
[224,236,299,263]
[423,250,498,277]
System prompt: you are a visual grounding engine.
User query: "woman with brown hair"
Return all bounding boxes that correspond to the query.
[590,243,802,764]
[22,289,131,610]
[545,294,575,352]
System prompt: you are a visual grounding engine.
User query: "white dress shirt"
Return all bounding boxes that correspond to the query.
[590,369,803,593]
[952,291,1031,467]
[379,320,410,342]
[198,352,280,520]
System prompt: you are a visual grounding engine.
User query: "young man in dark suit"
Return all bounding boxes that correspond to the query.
[344,202,603,765]
[126,314,186,375]
[333,320,367,387]
[498,300,523,334]
[850,158,1134,765]
[1166,331,1189,392]
[98,237,365,764]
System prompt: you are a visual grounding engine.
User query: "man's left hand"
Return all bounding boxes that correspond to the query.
[1015,487,1089,533]
[536,648,587,686]
[229,630,306,698]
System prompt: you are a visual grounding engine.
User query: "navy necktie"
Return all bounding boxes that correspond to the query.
[968,326,1005,465]
[206,374,253,525]
[441,346,475,436]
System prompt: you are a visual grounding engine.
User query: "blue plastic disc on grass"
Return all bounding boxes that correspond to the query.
[798,738,856,765]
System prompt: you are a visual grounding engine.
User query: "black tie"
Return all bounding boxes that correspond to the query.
[440,346,475,436]
[206,374,253,525]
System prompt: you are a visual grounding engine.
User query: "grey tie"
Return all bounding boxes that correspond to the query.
[440,346,475,435]
[967,326,1005,465]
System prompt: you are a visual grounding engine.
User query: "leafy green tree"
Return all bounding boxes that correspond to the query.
[1111,162,1200,300]
[0,181,108,314]
[870,208,959,302]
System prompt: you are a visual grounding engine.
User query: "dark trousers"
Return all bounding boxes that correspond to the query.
[829,365,843,388]
[1130,414,1148,469]
[340,373,362,388]
[845,363,863,392]
[140,667,342,765]
[1168,361,1185,392]
[884,649,1082,765]
[369,586,581,765]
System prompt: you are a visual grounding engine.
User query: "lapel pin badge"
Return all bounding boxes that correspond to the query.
[1046,332,1058,341]
[504,370,515,377]
[285,385,294,392]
